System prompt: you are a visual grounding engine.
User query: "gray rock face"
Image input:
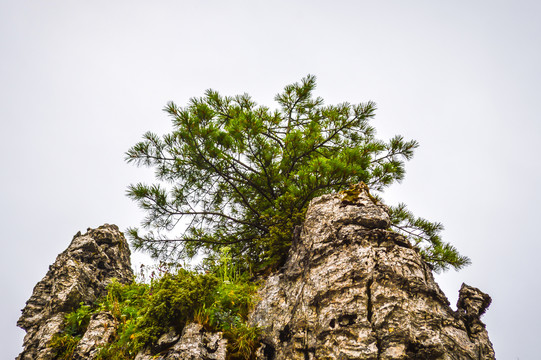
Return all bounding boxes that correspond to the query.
[73,312,118,359]
[134,323,227,360]
[250,188,495,359]
[17,224,133,360]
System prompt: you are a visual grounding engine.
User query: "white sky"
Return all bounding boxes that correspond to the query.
[1,1,540,358]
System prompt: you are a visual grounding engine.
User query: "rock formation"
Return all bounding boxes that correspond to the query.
[250,188,495,359]
[17,224,134,360]
[134,323,228,360]
[17,189,495,359]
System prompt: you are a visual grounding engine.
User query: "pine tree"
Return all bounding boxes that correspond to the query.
[126,75,470,272]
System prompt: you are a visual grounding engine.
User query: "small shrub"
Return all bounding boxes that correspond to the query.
[198,247,261,359]
[224,321,261,360]
[49,302,93,359]
[50,258,261,360]
[95,280,150,359]
[132,269,218,349]
[49,333,81,359]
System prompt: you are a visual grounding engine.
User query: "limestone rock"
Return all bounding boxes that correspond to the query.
[156,328,181,351]
[456,283,494,358]
[134,323,227,360]
[250,187,495,359]
[17,224,133,360]
[73,312,118,359]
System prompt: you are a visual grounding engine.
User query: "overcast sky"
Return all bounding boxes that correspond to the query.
[2,1,540,358]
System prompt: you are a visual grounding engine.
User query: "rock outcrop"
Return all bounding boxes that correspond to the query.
[250,187,495,359]
[17,224,133,360]
[134,323,228,360]
[17,189,495,359]
[73,311,119,359]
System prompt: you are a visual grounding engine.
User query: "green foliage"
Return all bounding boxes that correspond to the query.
[51,256,260,360]
[126,75,425,271]
[94,272,219,357]
[223,322,260,360]
[95,280,150,359]
[49,333,80,360]
[49,302,93,359]
[195,247,260,359]
[133,269,219,348]
[64,303,93,335]
[388,203,471,271]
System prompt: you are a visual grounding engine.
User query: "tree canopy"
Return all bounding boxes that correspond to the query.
[126,75,470,272]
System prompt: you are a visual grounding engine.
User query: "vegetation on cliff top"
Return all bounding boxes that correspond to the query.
[126,75,469,272]
[50,249,260,360]
[50,77,470,359]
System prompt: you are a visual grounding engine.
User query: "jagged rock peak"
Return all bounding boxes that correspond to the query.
[251,188,495,359]
[17,224,134,360]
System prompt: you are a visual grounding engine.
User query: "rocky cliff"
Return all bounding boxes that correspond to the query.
[17,190,495,359]
[250,187,494,359]
[17,225,134,360]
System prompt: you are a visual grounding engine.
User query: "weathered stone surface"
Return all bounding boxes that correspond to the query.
[17,224,133,360]
[456,283,494,358]
[134,323,227,360]
[250,187,495,359]
[73,312,118,359]
[156,328,182,351]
